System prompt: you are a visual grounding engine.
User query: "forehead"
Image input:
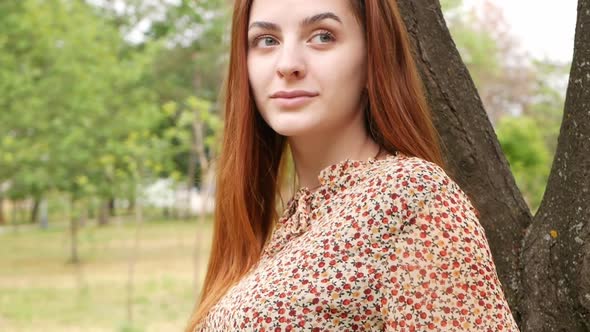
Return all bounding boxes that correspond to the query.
[248,0,356,24]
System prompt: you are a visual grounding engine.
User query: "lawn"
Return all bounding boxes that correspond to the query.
[0,218,212,332]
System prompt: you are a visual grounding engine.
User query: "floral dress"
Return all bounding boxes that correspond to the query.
[195,152,520,331]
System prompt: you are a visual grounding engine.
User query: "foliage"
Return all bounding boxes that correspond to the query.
[161,96,222,185]
[525,59,570,156]
[100,0,229,183]
[496,116,551,213]
[441,0,566,212]
[0,0,172,204]
[0,0,229,229]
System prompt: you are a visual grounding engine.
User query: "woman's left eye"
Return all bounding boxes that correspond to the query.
[309,31,335,44]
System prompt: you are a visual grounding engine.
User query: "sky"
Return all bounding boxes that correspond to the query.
[464,0,578,63]
[91,0,580,63]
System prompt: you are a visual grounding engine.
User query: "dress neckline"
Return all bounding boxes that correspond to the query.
[273,151,403,240]
[296,151,401,194]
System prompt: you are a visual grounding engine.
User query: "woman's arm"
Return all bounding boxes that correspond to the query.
[379,162,519,331]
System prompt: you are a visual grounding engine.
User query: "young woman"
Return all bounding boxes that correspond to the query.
[186,0,519,331]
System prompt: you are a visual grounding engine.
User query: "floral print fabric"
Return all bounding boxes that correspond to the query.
[195,152,519,331]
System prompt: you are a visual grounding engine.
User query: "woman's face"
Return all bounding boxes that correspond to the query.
[247,0,367,138]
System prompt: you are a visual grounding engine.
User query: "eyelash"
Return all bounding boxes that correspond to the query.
[250,30,336,48]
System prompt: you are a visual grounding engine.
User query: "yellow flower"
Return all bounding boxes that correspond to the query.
[550,230,558,239]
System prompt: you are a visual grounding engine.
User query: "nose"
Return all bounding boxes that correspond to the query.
[276,43,306,80]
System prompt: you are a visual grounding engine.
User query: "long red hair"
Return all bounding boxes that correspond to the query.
[185,1,443,330]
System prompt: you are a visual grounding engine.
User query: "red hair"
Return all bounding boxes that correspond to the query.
[185,1,443,330]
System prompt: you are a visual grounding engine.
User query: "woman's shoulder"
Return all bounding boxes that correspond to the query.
[373,152,454,190]
[368,152,469,210]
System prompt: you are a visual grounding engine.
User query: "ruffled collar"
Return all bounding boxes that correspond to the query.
[263,151,401,257]
[306,150,400,196]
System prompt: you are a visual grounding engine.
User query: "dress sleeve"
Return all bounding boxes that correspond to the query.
[380,165,520,331]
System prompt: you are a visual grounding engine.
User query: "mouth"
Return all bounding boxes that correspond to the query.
[270,90,319,99]
[269,90,319,109]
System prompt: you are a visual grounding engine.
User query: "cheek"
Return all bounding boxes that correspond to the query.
[339,48,366,88]
[247,56,270,98]
[317,48,366,100]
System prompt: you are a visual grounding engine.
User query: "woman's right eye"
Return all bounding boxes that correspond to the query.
[252,36,279,48]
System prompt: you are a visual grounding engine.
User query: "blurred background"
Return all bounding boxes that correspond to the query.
[0,0,574,331]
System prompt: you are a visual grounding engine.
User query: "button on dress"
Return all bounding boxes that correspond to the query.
[195,152,520,331]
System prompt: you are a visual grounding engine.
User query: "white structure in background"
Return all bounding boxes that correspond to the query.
[142,178,215,214]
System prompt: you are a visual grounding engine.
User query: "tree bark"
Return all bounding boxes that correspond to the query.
[127,195,135,215]
[69,198,79,264]
[186,150,197,220]
[192,106,210,292]
[126,184,144,324]
[30,195,40,224]
[397,0,532,322]
[520,0,590,330]
[0,193,5,225]
[98,199,110,226]
[193,116,210,223]
[108,197,115,216]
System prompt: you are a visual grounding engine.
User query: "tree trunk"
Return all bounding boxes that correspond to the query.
[39,198,48,229]
[126,184,144,324]
[0,193,5,225]
[127,195,135,215]
[69,198,79,264]
[193,116,210,223]
[98,199,110,226]
[397,0,531,323]
[12,200,19,233]
[108,197,115,216]
[520,0,590,330]
[30,195,40,224]
[194,160,215,294]
[186,136,198,220]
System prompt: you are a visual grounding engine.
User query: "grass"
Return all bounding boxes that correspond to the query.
[0,217,213,332]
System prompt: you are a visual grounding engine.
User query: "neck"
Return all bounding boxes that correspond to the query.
[288,118,380,190]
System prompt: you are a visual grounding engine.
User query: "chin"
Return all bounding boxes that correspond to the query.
[269,124,312,137]
[267,118,320,137]
[260,108,321,137]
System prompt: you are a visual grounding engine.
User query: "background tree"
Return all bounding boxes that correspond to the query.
[398,0,589,330]
[442,0,569,213]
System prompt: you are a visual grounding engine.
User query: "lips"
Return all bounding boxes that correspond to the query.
[270,90,319,99]
[269,90,319,109]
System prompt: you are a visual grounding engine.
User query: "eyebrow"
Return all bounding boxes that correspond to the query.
[248,12,343,32]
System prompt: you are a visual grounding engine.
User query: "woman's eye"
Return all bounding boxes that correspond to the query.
[253,36,279,48]
[309,31,335,44]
